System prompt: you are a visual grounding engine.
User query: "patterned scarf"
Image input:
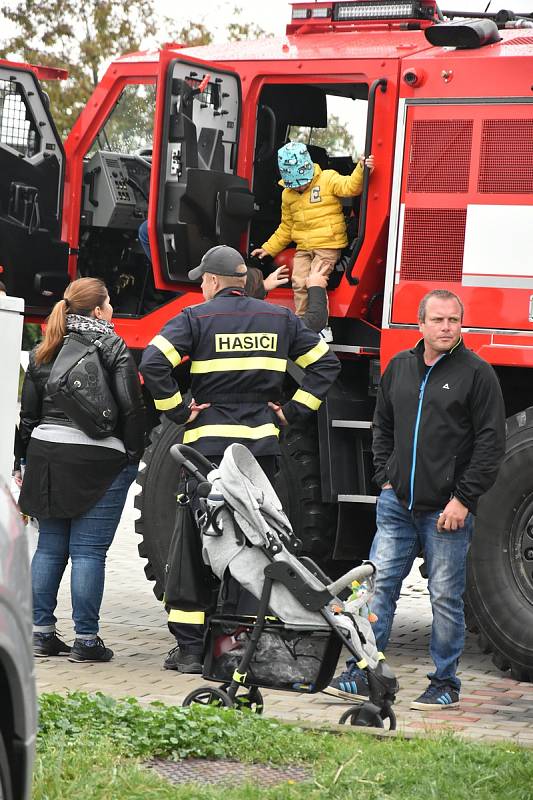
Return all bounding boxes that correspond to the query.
[66,314,115,337]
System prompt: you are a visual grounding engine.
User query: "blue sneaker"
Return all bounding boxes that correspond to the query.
[322,662,369,701]
[410,683,459,710]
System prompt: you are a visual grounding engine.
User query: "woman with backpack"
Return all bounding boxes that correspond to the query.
[17,277,145,663]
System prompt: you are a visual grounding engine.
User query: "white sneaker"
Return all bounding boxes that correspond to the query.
[319,326,333,343]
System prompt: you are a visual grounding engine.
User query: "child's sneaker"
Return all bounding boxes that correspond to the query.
[33,631,71,657]
[319,326,333,343]
[410,683,459,709]
[322,662,369,701]
[68,636,113,663]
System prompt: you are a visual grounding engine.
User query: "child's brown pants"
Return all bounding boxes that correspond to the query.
[291,248,340,318]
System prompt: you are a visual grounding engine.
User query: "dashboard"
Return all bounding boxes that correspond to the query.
[81,150,151,230]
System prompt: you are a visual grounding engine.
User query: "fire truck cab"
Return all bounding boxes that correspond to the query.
[2,0,533,680]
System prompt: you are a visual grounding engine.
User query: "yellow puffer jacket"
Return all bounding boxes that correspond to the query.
[262,162,364,255]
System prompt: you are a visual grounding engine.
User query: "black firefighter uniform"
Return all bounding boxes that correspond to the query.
[139,286,341,633]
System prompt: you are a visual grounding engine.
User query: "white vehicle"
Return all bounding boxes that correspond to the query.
[0,482,36,799]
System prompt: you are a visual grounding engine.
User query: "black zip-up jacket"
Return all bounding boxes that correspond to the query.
[372,338,505,514]
[20,332,146,463]
[139,287,340,456]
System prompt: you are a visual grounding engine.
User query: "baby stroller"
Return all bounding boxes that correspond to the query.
[171,442,398,728]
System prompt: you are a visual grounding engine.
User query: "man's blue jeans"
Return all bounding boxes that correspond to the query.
[369,487,473,691]
[32,463,138,637]
[138,220,152,263]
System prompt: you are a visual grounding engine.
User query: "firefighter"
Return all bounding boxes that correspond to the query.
[139,244,340,672]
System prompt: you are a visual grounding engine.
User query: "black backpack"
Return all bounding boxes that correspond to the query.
[46,333,118,439]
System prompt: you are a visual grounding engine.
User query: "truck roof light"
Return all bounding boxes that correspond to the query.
[334,0,434,21]
[292,7,312,18]
[425,18,501,48]
[312,6,332,16]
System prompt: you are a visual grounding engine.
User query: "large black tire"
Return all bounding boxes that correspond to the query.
[0,731,13,800]
[465,408,533,681]
[135,419,339,599]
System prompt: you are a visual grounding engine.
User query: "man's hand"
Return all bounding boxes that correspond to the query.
[251,247,269,259]
[381,482,392,490]
[437,497,469,532]
[12,470,22,488]
[358,154,375,174]
[306,261,329,289]
[186,399,211,424]
[268,401,288,427]
[264,265,290,292]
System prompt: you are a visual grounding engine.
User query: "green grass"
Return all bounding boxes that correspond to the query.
[34,692,533,800]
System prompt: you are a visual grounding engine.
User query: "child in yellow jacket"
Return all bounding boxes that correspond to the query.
[252,141,374,326]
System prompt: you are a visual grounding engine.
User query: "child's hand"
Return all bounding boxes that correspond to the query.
[251,247,269,259]
[264,265,290,292]
[358,154,375,174]
[306,262,329,289]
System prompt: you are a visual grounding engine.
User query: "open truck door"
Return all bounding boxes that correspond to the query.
[0,61,69,313]
[150,55,253,287]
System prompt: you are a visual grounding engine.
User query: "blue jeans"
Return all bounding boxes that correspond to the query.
[32,463,138,637]
[138,220,152,263]
[369,488,473,691]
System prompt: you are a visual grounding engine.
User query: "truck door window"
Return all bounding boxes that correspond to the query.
[251,83,368,259]
[79,82,161,317]
[0,79,40,157]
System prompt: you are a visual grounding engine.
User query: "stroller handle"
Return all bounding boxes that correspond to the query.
[326,561,376,598]
[170,444,215,482]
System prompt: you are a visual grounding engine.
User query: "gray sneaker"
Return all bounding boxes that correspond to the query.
[68,636,113,663]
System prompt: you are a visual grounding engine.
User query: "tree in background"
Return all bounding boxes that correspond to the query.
[290,115,357,158]
[0,0,157,138]
[0,2,270,139]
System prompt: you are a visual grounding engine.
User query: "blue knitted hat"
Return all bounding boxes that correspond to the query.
[277,142,314,188]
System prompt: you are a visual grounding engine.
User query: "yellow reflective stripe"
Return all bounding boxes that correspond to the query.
[149,335,181,368]
[356,658,368,670]
[233,670,247,684]
[295,339,329,368]
[377,652,386,661]
[190,356,287,373]
[292,388,322,411]
[183,423,280,444]
[167,609,205,624]
[154,391,183,411]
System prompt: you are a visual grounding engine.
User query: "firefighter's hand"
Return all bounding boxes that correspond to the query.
[358,154,375,174]
[186,400,211,424]
[306,261,329,289]
[264,265,290,291]
[251,247,269,259]
[268,401,288,427]
[12,470,22,488]
[437,497,469,532]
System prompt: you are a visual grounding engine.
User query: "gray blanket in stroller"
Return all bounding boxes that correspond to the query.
[201,444,381,670]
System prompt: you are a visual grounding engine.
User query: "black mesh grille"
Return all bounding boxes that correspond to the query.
[0,79,40,157]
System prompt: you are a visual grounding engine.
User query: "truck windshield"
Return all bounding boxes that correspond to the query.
[88,82,156,156]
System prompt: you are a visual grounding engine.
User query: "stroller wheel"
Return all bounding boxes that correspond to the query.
[182,685,234,708]
[221,684,264,714]
[338,703,396,731]
[380,706,397,731]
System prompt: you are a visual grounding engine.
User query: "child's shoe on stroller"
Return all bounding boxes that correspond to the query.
[164,645,202,674]
[322,659,369,701]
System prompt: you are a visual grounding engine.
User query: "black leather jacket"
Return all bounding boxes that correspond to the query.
[20,332,145,463]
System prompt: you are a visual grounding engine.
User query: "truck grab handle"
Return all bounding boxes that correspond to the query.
[346,78,387,286]
[326,561,376,597]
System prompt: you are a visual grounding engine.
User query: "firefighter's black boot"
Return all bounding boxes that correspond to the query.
[164,645,202,674]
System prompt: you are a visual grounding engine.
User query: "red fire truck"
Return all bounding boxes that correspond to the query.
[2,0,533,679]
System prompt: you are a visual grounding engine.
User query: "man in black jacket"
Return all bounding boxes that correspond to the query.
[325,289,505,709]
[140,245,340,672]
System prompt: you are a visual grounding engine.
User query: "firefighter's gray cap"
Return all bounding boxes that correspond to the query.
[188,245,247,281]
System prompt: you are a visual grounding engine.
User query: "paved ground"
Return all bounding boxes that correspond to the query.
[34,483,533,746]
